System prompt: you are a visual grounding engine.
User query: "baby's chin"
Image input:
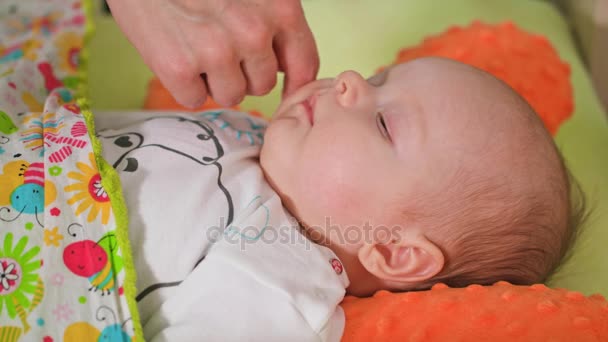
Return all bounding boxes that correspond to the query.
[258,113,297,190]
[258,142,274,188]
[259,141,292,206]
[259,125,282,177]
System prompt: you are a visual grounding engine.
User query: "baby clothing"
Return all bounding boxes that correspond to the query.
[96,110,349,341]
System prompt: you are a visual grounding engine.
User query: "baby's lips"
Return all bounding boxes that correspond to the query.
[309,93,319,112]
[302,95,316,124]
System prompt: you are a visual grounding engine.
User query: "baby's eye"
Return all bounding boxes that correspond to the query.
[376,112,391,141]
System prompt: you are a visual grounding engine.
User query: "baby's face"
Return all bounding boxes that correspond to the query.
[260,57,543,294]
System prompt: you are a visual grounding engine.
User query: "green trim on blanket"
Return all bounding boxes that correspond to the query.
[78,0,144,340]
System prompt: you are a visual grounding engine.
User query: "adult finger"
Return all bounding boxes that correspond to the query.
[231,12,279,96]
[241,51,279,96]
[203,49,247,107]
[154,54,209,109]
[273,6,319,97]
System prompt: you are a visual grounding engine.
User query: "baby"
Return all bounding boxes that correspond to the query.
[261,56,581,295]
[96,57,581,341]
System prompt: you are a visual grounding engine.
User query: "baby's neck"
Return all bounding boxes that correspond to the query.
[288,215,380,297]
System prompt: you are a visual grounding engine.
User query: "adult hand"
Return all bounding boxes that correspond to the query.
[106,0,319,108]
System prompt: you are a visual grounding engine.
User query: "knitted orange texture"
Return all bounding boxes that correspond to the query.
[389,21,573,135]
[341,282,608,342]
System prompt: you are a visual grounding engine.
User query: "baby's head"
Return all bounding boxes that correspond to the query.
[260,57,581,296]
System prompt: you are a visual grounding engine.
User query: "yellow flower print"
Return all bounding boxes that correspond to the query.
[43,227,64,247]
[22,38,43,61]
[65,153,112,224]
[54,32,82,74]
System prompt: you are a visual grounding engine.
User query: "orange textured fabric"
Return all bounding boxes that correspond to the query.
[143,77,264,118]
[341,282,608,341]
[386,21,573,135]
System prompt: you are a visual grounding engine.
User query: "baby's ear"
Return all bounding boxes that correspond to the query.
[357,232,444,284]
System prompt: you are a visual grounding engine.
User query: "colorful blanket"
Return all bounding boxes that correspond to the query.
[0,1,141,341]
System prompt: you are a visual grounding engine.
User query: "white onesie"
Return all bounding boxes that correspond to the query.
[95,110,349,342]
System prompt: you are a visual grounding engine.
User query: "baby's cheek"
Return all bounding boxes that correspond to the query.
[300,151,370,227]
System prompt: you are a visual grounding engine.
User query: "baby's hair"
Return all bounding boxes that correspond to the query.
[544,168,589,280]
[413,153,588,289]
[395,59,590,289]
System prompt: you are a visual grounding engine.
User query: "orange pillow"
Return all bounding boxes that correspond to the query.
[342,282,608,341]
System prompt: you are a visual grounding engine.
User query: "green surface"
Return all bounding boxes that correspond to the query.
[89,0,607,296]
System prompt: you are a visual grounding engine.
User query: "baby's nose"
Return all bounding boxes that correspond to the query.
[334,70,370,108]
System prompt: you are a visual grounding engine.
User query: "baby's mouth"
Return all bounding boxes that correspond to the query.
[302,95,316,125]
